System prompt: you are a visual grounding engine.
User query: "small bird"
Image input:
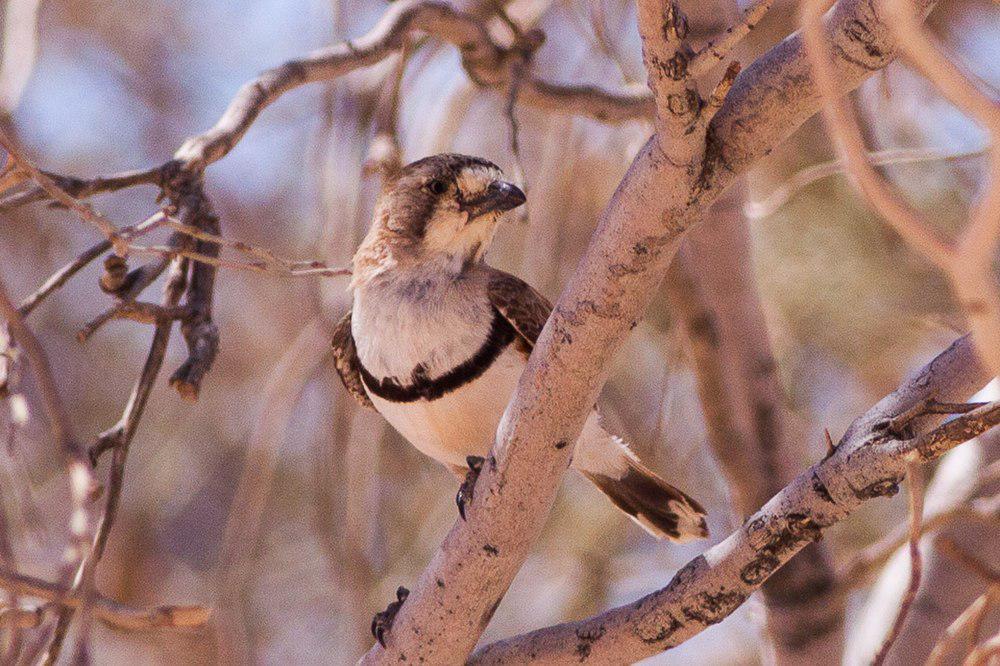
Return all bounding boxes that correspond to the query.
[333,152,707,537]
[332,153,707,645]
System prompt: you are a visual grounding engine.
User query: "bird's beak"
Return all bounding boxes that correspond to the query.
[460,180,526,221]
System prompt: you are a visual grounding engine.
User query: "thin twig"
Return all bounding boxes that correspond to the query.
[0,277,100,664]
[690,0,773,78]
[161,219,351,278]
[926,587,1000,666]
[0,566,210,631]
[0,128,122,249]
[43,245,190,658]
[837,497,998,587]
[935,535,1000,584]
[800,0,954,267]
[745,145,990,220]
[872,462,925,665]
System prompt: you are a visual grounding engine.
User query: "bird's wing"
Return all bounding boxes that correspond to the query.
[330,310,376,410]
[487,270,552,350]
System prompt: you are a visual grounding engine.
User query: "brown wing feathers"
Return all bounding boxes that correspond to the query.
[330,311,375,410]
[487,270,552,350]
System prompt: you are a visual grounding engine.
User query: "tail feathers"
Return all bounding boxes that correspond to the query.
[583,458,708,543]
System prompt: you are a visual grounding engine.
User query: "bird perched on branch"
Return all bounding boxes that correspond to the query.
[331,153,708,644]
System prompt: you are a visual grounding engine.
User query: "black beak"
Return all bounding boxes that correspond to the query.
[460,181,526,220]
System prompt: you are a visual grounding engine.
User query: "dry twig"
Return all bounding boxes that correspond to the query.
[0,566,209,631]
[745,145,990,219]
[927,587,1000,666]
[871,462,925,666]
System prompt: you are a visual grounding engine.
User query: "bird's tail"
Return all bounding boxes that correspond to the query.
[572,414,708,542]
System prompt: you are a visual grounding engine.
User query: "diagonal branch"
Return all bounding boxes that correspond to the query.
[471,337,993,663]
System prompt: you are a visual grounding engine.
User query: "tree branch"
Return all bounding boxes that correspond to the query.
[471,336,992,663]
[0,567,209,631]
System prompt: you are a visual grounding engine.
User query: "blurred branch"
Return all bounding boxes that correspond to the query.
[0,274,101,662]
[966,636,1000,666]
[0,567,209,631]
[927,587,1000,666]
[214,318,330,664]
[671,192,845,663]
[41,246,190,661]
[363,42,411,178]
[871,463,924,666]
[745,145,990,220]
[838,495,999,587]
[472,337,993,663]
[802,0,1000,378]
[935,535,1000,584]
[0,0,42,113]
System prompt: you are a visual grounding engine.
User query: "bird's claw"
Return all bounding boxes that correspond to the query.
[456,455,485,520]
[371,586,409,648]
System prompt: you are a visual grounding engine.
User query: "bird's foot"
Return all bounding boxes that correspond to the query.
[371,586,409,648]
[456,455,485,520]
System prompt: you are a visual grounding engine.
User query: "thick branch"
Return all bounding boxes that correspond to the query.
[699,0,932,201]
[472,337,992,663]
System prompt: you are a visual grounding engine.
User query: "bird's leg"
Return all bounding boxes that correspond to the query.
[371,586,409,648]
[456,455,485,520]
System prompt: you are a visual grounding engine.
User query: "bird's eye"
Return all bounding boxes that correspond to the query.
[425,179,447,196]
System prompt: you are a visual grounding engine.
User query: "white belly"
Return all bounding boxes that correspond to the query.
[368,346,525,469]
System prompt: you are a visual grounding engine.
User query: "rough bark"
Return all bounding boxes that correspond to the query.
[471,336,992,663]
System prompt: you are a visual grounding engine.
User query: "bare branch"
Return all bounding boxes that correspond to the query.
[0,567,209,631]
[838,498,999,587]
[935,536,1000,584]
[802,0,1000,378]
[359,0,965,660]
[927,587,1000,666]
[744,145,990,220]
[871,463,925,666]
[800,0,954,266]
[672,189,845,660]
[0,276,102,663]
[172,0,651,174]
[0,0,42,113]
[214,318,330,664]
[470,337,992,663]
[0,129,123,248]
[690,0,774,79]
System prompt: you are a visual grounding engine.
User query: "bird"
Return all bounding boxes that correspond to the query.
[330,153,708,644]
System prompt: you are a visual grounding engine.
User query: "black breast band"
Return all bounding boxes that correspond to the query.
[358,311,516,403]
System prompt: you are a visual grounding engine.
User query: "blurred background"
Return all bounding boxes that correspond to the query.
[0,0,997,663]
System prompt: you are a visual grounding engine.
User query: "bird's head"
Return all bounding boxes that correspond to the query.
[355,154,525,279]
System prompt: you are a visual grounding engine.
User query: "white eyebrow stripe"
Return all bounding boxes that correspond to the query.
[456,166,503,197]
